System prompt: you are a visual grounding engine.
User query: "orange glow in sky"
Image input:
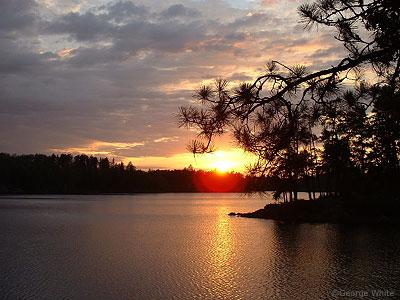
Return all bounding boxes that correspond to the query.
[122,149,257,172]
[50,140,257,172]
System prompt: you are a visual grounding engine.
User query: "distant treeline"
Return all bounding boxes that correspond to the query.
[2,152,397,197]
[0,153,270,194]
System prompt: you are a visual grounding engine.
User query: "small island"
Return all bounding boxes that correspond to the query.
[230,195,400,225]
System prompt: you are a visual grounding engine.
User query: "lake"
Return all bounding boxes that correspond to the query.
[1,193,399,299]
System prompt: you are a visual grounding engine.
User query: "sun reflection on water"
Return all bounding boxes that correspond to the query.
[206,207,238,297]
[212,208,234,267]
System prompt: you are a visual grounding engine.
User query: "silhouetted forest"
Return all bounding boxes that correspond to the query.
[1,152,398,198]
[0,153,267,194]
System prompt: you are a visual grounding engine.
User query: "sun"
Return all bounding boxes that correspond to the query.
[213,160,234,173]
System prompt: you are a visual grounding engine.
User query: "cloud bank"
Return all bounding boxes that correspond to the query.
[0,0,344,169]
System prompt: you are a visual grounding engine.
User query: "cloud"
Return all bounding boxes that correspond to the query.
[261,0,298,6]
[0,0,343,168]
[160,4,201,18]
[306,44,344,60]
[228,72,253,82]
[101,1,149,21]
[44,11,115,41]
[0,0,38,33]
[228,12,270,29]
[40,2,278,65]
[50,141,146,156]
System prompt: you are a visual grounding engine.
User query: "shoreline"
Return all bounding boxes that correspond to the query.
[229,197,400,225]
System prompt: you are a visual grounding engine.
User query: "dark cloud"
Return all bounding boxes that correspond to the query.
[41,2,277,64]
[160,4,201,18]
[0,0,38,33]
[0,37,55,75]
[102,1,149,21]
[66,46,131,66]
[306,45,344,59]
[228,12,271,29]
[44,12,115,41]
[228,72,253,82]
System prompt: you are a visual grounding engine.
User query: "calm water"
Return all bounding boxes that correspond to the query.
[1,193,399,300]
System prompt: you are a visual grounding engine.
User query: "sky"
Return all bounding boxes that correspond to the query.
[0,0,345,171]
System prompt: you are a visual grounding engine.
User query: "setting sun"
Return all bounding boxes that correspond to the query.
[213,160,234,173]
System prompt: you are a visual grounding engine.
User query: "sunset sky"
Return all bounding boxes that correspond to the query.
[1,0,345,171]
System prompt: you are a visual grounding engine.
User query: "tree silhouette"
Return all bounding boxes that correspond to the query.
[178,0,400,200]
[368,86,400,175]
